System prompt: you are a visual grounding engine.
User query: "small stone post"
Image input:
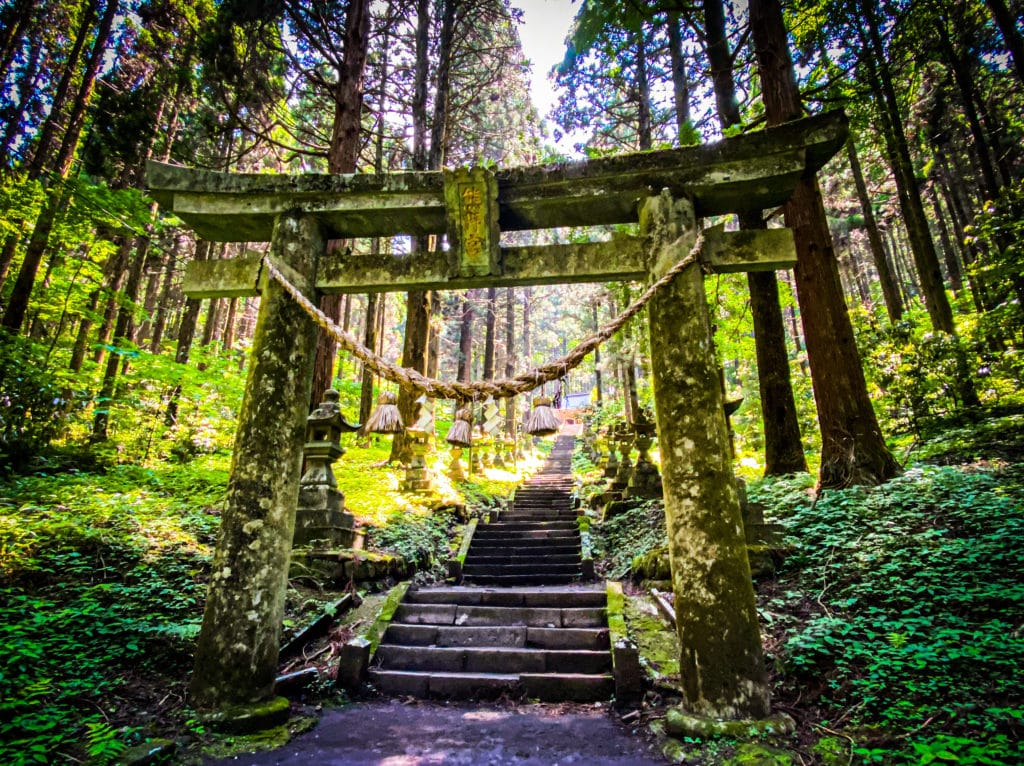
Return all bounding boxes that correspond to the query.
[191,213,326,711]
[642,192,770,720]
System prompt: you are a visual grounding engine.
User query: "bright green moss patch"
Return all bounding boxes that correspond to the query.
[622,592,680,685]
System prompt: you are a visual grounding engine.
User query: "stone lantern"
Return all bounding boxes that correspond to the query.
[626,410,662,499]
[294,389,362,549]
[601,426,618,478]
[610,422,635,492]
[403,395,435,492]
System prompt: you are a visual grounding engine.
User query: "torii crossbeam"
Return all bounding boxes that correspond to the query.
[147,111,847,721]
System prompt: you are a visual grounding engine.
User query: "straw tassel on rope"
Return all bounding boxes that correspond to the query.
[445,406,473,447]
[524,395,560,436]
[364,391,403,434]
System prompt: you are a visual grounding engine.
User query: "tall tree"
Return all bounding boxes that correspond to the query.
[984,0,1024,83]
[2,0,118,333]
[306,0,372,409]
[846,137,904,321]
[749,0,901,487]
[703,0,807,475]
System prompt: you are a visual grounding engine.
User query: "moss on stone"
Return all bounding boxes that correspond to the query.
[364,581,412,655]
[631,546,671,580]
[117,738,176,765]
[810,735,852,766]
[622,593,680,683]
[664,708,796,740]
[723,743,794,765]
[201,695,290,735]
[644,193,769,719]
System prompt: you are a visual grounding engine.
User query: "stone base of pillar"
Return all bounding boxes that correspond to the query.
[665,709,795,739]
[626,460,663,499]
[295,487,363,548]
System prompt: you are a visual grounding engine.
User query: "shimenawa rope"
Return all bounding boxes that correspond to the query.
[262,229,705,401]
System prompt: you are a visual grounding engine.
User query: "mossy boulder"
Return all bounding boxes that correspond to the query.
[117,739,176,765]
[631,546,671,580]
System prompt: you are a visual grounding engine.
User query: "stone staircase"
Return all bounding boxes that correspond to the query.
[367,433,616,701]
[464,435,584,585]
[366,584,613,700]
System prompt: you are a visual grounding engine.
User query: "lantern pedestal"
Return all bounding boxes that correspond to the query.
[403,428,434,492]
[448,446,466,480]
[611,425,635,492]
[626,420,662,500]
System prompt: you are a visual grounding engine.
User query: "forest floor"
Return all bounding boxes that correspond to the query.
[1,412,1022,764]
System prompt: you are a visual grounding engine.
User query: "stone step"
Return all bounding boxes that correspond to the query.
[463,554,582,567]
[468,539,581,553]
[367,669,517,698]
[478,520,578,532]
[462,563,582,577]
[383,624,610,650]
[499,514,577,523]
[473,528,579,540]
[404,587,605,607]
[392,603,605,628]
[461,573,581,586]
[376,645,612,675]
[366,669,614,701]
[508,507,575,514]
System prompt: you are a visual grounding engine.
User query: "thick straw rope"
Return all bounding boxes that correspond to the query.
[262,229,705,400]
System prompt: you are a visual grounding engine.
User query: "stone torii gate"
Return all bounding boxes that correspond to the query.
[147,111,847,722]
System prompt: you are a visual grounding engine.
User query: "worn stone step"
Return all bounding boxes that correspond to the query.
[404,587,605,608]
[367,669,519,698]
[392,603,605,628]
[473,528,580,540]
[503,507,577,514]
[462,563,582,577]
[521,673,615,702]
[479,520,578,532]
[497,518,576,525]
[463,554,582,567]
[499,506,575,513]
[382,624,610,650]
[468,536,581,548]
[462,573,582,586]
[367,669,613,702]
[377,646,612,675]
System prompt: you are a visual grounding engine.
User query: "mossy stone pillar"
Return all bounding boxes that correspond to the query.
[191,213,326,710]
[642,192,770,720]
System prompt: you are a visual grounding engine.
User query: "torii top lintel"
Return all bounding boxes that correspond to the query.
[147,111,847,244]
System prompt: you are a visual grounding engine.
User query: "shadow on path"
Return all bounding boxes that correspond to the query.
[205,699,667,765]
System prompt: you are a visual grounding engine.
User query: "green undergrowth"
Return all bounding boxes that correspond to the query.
[750,446,1024,763]
[0,432,540,763]
[0,456,228,764]
[591,499,667,580]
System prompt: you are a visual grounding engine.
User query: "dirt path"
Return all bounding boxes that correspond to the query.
[205,699,668,765]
